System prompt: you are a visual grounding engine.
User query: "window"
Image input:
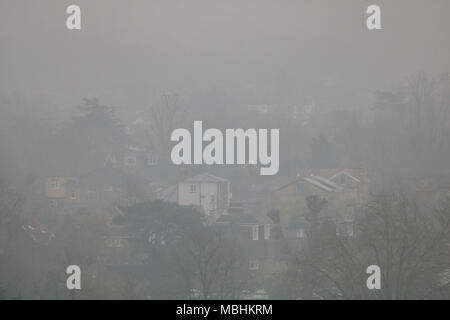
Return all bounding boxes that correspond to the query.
[252,225,259,241]
[147,154,159,166]
[338,174,346,185]
[148,233,156,244]
[106,237,122,248]
[71,190,76,199]
[249,260,260,270]
[190,184,197,193]
[296,229,307,239]
[50,178,59,190]
[50,199,58,208]
[149,233,165,245]
[347,222,354,237]
[263,224,271,240]
[124,156,137,167]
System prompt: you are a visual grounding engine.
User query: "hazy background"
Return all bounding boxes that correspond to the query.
[1,1,450,300]
[1,0,450,111]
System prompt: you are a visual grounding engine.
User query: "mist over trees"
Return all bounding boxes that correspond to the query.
[1,0,450,300]
[1,70,450,299]
[275,192,450,299]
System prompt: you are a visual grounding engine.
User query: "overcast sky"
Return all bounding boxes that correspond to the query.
[1,0,450,110]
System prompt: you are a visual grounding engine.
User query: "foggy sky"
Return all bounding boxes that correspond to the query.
[1,0,450,110]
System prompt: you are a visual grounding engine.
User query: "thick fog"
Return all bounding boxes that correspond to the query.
[1,0,450,300]
[2,1,450,107]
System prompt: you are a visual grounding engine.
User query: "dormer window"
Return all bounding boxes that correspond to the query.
[249,260,260,270]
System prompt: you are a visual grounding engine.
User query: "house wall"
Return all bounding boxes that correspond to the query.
[218,181,230,210]
[178,182,219,215]
[178,182,200,206]
[201,182,219,214]
[45,177,75,199]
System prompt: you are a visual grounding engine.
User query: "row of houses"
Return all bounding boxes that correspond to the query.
[41,166,367,288]
[150,170,367,274]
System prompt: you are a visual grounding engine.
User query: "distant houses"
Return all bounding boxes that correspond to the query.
[45,176,77,200]
[156,173,282,276]
[104,148,160,172]
[215,203,280,274]
[109,168,369,278]
[43,166,370,289]
[42,146,162,213]
[269,168,367,239]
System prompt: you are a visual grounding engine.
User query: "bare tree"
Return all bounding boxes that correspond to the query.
[173,226,250,299]
[285,191,450,299]
[0,179,25,298]
[147,94,186,163]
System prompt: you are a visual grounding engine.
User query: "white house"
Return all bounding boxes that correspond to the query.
[177,173,231,216]
[156,173,231,216]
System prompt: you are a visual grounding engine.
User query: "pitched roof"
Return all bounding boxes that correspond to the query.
[296,168,364,181]
[21,217,55,245]
[311,175,339,189]
[275,175,339,193]
[157,184,178,203]
[329,170,361,183]
[303,176,336,192]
